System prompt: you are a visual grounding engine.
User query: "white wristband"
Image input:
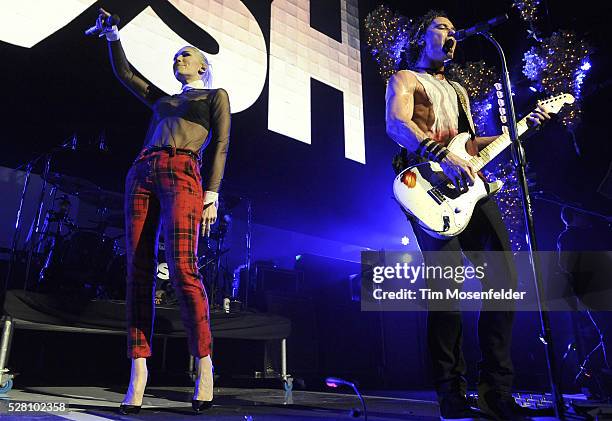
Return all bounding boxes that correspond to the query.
[104,26,119,41]
[203,191,219,206]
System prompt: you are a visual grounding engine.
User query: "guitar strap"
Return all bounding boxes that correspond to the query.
[447,80,476,139]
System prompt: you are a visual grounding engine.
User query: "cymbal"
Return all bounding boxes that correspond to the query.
[44,172,99,195]
[78,189,124,210]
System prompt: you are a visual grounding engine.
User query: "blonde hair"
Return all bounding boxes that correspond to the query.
[177,45,212,89]
[187,46,213,88]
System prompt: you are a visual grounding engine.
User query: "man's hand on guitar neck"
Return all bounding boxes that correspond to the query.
[437,103,549,192]
[526,103,551,128]
[439,151,476,192]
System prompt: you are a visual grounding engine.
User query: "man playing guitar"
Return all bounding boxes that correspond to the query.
[385,10,549,421]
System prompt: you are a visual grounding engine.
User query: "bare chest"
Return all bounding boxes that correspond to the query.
[412,84,435,129]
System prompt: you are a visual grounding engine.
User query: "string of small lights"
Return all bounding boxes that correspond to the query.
[483,162,528,251]
[446,61,498,135]
[363,4,410,82]
[523,30,592,129]
[512,0,541,24]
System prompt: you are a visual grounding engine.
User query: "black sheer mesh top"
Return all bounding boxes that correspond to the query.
[108,40,230,193]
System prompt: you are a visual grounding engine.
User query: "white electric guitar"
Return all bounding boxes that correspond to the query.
[393,93,575,238]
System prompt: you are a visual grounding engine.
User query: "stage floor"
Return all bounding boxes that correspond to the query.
[1,386,440,420]
[0,386,570,420]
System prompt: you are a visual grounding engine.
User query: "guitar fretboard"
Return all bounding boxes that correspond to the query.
[469,119,530,171]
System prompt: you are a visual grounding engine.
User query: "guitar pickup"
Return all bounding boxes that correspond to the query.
[428,188,446,204]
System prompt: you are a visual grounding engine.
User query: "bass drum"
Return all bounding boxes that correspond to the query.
[105,239,176,305]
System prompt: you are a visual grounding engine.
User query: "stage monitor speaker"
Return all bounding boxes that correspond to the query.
[239,263,303,311]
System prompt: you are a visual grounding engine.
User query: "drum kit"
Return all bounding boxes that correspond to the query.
[5,137,248,308]
[34,172,127,299]
[25,172,241,304]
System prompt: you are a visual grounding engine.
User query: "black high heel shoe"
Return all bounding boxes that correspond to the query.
[191,399,213,413]
[118,404,141,415]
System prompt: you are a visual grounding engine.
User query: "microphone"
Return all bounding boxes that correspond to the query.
[84,14,120,36]
[454,14,508,42]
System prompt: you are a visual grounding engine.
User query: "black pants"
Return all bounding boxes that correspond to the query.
[410,197,517,395]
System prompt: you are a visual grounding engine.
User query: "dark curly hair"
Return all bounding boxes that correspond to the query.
[399,10,448,70]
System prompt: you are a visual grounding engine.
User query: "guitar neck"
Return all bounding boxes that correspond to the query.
[469,118,530,171]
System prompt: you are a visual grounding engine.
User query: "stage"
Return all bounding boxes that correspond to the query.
[2,386,440,420]
[2,386,580,420]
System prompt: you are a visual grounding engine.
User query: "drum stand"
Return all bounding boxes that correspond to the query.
[37,203,75,288]
[197,216,231,309]
[2,135,78,303]
[2,164,33,305]
[243,199,253,309]
[23,155,52,288]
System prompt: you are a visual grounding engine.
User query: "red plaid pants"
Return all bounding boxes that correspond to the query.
[124,150,211,358]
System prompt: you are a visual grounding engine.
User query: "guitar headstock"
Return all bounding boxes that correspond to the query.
[537,93,575,114]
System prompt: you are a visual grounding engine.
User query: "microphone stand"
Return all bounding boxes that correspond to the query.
[479,31,565,418]
[244,199,253,309]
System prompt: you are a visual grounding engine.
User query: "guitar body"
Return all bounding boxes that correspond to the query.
[393,133,494,238]
[392,93,574,239]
